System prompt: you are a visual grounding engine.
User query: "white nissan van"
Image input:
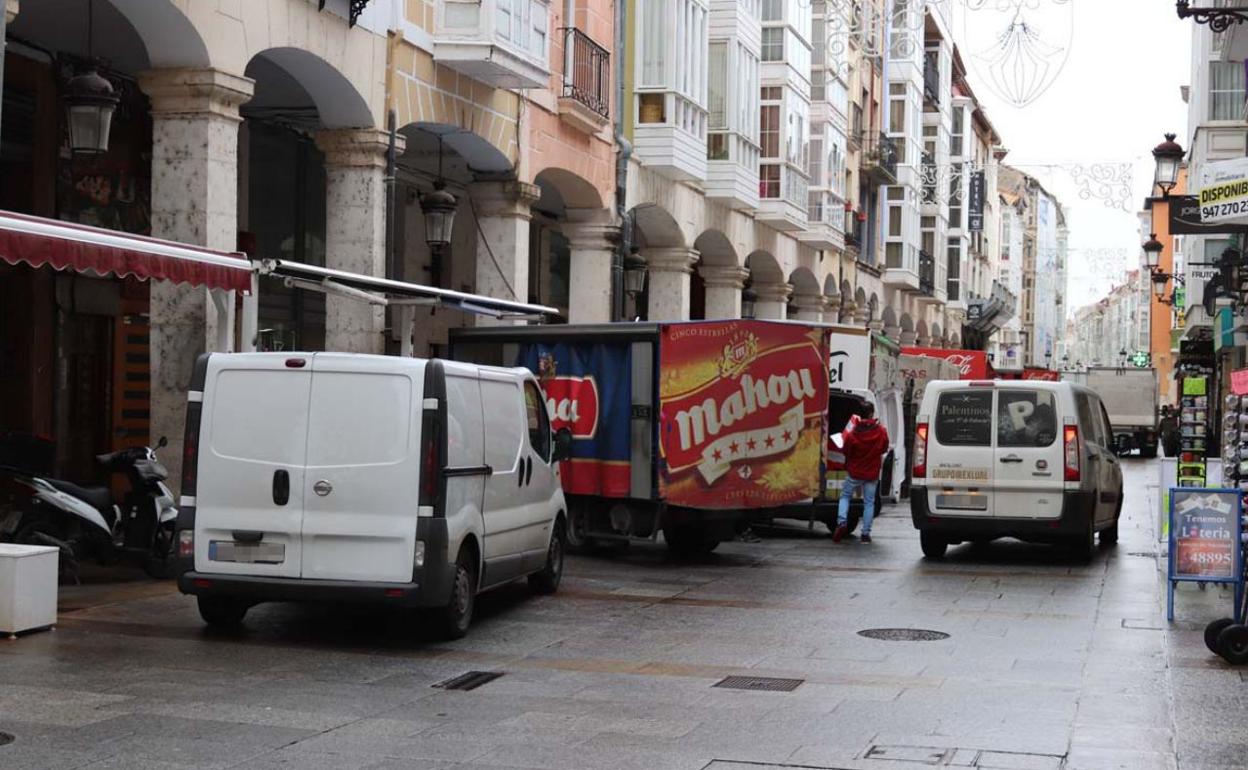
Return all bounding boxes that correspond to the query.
[174,353,571,639]
[910,380,1123,560]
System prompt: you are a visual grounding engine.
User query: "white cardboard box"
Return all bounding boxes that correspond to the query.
[0,544,59,636]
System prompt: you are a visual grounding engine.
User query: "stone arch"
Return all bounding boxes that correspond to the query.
[631,204,687,249]
[900,313,915,334]
[535,168,605,211]
[881,305,899,330]
[690,230,742,320]
[932,323,944,347]
[246,48,374,129]
[916,319,929,346]
[400,123,514,180]
[789,267,821,297]
[746,251,785,285]
[789,267,823,321]
[745,252,789,320]
[694,230,740,268]
[11,0,210,73]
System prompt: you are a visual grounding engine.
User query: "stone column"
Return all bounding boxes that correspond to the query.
[315,128,401,352]
[700,265,749,320]
[838,300,856,324]
[882,323,899,338]
[789,293,827,323]
[900,330,919,346]
[471,180,540,325]
[563,210,619,324]
[753,283,793,321]
[138,67,253,497]
[644,247,699,321]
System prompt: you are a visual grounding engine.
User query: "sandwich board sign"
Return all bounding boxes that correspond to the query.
[1167,487,1243,622]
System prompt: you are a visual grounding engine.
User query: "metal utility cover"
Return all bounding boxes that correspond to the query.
[858,628,950,642]
[712,675,804,692]
[431,671,505,691]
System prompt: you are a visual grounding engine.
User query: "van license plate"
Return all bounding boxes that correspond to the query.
[936,494,988,511]
[209,541,285,564]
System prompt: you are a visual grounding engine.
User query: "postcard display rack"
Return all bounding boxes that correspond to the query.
[1225,393,1248,491]
[1180,376,1211,486]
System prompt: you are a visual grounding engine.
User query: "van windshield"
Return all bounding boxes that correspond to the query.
[935,390,993,446]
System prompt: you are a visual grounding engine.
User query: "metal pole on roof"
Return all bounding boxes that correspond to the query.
[0,2,8,136]
[241,272,259,353]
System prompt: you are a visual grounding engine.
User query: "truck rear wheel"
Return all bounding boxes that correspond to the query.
[664,525,720,557]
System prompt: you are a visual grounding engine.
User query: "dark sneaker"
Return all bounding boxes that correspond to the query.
[861,533,872,544]
[832,524,848,543]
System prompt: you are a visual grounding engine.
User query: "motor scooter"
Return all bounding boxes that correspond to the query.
[0,439,178,582]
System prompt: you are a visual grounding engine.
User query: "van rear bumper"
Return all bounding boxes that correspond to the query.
[909,487,1096,542]
[178,572,437,608]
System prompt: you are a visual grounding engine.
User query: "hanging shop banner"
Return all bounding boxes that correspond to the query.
[1169,195,1248,235]
[968,171,986,232]
[1232,368,1248,397]
[658,321,829,509]
[518,341,632,497]
[1197,158,1248,225]
[902,347,992,380]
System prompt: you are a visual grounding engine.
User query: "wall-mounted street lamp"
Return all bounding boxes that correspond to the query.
[1152,270,1185,306]
[741,285,758,320]
[623,248,647,300]
[64,0,118,155]
[1152,133,1185,197]
[1142,233,1164,272]
[1176,1,1248,33]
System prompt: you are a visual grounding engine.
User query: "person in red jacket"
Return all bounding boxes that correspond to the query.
[833,403,890,544]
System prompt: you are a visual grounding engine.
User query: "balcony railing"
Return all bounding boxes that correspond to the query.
[562,27,610,118]
[863,133,898,183]
[919,250,935,295]
[845,210,863,248]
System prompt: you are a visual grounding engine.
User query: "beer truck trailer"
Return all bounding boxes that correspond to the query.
[450,320,840,554]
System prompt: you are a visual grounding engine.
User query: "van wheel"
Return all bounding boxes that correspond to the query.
[528,520,565,595]
[197,596,248,628]
[664,525,720,557]
[920,531,947,559]
[1074,516,1096,562]
[438,550,477,640]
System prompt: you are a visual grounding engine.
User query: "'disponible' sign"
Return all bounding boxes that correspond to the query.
[1198,158,1248,224]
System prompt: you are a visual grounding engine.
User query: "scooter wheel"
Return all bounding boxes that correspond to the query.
[1217,624,1248,665]
[1206,618,1236,654]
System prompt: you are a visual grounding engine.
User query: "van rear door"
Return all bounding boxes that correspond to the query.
[993,388,1064,520]
[195,354,312,578]
[928,387,994,516]
[299,354,423,583]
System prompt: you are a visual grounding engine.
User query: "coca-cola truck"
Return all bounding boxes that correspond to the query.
[450,320,836,555]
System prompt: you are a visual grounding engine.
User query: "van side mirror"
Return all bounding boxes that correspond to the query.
[552,427,573,463]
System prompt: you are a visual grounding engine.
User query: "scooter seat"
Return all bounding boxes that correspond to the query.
[45,479,113,514]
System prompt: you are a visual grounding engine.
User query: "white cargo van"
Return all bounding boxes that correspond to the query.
[910,380,1123,560]
[174,353,571,639]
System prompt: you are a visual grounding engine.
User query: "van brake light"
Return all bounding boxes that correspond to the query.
[913,423,929,479]
[1063,425,1080,482]
[181,401,202,497]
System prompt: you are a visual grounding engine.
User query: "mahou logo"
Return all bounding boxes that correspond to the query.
[541,376,600,439]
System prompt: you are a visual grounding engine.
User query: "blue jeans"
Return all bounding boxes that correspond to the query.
[837,477,878,535]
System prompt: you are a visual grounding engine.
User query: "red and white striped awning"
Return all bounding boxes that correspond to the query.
[0,210,252,293]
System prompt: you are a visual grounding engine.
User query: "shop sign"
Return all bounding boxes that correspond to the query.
[902,347,991,379]
[1169,488,1241,581]
[968,171,985,232]
[659,321,828,509]
[1169,195,1248,235]
[1215,307,1235,351]
[1197,158,1248,224]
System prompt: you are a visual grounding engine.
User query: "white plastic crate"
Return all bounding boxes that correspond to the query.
[0,544,58,637]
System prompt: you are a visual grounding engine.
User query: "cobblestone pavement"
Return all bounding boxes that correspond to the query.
[0,459,1243,769]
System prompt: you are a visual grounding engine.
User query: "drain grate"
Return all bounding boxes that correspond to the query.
[0,732,13,747]
[431,671,504,691]
[858,628,950,642]
[713,675,804,692]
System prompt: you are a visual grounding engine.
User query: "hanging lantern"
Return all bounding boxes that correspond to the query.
[623,249,648,297]
[64,66,118,155]
[419,180,458,249]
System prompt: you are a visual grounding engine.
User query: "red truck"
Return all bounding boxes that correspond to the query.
[451,320,836,555]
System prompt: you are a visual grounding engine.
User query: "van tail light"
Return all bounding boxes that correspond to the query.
[419,407,441,509]
[181,401,202,497]
[913,423,929,479]
[1063,424,1080,481]
[177,529,194,559]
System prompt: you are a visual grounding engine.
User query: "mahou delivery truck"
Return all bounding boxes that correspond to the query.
[451,320,836,554]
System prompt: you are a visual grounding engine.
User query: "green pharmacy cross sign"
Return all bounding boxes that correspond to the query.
[1130,352,1151,368]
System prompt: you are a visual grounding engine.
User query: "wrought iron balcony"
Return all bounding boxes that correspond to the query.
[317,0,371,28]
[562,28,610,119]
[863,133,898,184]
